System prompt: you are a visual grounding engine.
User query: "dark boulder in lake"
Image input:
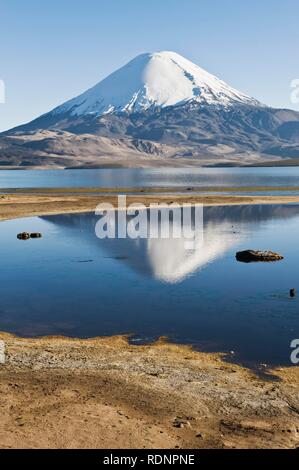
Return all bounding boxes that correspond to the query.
[236,250,284,263]
[17,232,42,240]
[30,233,42,239]
[17,232,30,240]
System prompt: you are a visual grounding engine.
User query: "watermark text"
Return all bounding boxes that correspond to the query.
[290,79,299,105]
[0,80,5,104]
[95,195,204,251]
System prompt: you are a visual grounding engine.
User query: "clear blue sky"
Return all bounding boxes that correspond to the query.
[0,0,298,131]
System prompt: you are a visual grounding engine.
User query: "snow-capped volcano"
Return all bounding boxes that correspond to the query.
[53,51,258,117]
[2,50,299,169]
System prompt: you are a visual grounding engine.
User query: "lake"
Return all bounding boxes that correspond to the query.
[2,167,299,192]
[0,203,298,368]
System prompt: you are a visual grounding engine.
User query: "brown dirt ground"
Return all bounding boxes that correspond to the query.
[0,333,298,449]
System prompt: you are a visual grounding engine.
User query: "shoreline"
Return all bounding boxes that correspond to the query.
[1,191,299,221]
[0,332,298,449]
[1,159,299,170]
[4,184,299,193]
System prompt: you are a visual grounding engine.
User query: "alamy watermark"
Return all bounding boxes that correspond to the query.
[94,195,204,251]
[0,340,5,364]
[290,339,299,365]
[290,79,299,105]
[0,80,5,104]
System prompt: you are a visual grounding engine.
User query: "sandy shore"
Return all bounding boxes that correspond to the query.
[0,190,299,449]
[1,192,299,221]
[0,333,298,449]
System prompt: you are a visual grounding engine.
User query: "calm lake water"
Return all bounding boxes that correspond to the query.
[1,167,299,192]
[0,204,299,367]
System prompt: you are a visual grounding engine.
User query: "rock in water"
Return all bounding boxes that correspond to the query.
[30,233,42,239]
[17,232,30,240]
[236,250,284,263]
[290,289,296,298]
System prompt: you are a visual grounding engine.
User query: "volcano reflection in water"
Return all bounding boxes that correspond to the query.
[42,204,298,283]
